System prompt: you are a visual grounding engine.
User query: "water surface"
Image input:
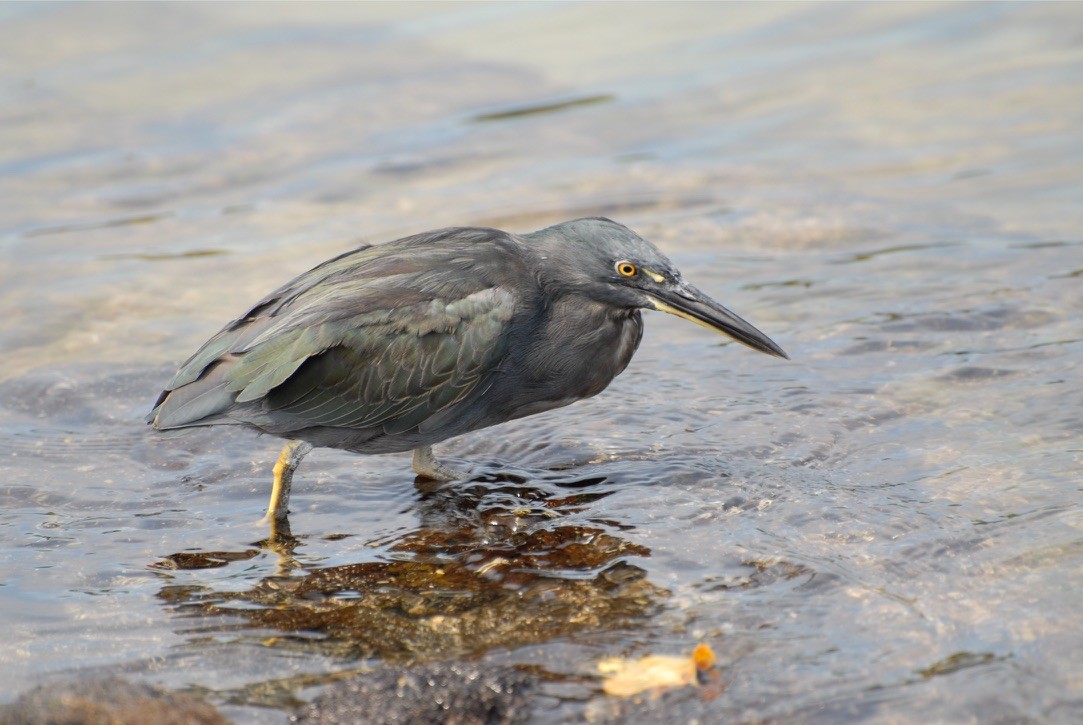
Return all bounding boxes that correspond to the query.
[1,3,1081,722]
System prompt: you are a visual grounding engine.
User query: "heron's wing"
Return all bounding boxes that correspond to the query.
[246,286,516,434]
[149,243,377,406]
[150,228,523,434]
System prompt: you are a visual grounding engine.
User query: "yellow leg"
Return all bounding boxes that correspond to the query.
[263,440,313,523]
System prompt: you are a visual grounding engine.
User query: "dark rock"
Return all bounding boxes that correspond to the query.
[293,663,534,725]
[0,677,228,725]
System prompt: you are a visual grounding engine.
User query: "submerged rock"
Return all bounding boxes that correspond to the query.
[157,478,666,662]
[293,663,534,725]
[0,677,228,725]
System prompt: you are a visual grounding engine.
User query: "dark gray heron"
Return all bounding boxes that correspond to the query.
[149,218,787,522]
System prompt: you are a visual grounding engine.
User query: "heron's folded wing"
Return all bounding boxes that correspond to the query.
[252,287,516,433]
[149,227,523,430]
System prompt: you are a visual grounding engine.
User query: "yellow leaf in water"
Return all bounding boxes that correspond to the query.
[599,643,718,698]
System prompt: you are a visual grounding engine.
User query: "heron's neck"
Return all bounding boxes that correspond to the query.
[518,294,642,402]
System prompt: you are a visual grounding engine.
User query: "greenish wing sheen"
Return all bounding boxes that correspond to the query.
[252,288,516,434]
[150,229,525,433]
[153,244,386,403]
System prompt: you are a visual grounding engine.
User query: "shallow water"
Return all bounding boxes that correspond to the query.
[1,3,1081,722]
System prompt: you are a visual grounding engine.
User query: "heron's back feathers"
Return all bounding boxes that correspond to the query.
[149,228,526,440]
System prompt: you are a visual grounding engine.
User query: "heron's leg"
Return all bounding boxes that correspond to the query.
[264,440,313,522]
[412,445,461,482]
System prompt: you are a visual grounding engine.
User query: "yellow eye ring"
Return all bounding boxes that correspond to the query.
[616,261,637,278]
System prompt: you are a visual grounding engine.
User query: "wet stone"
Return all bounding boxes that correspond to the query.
[156,479,666,662]
[164,553,663,661]
[153,549,261,570]
[292,663,534,725]
[0,677,228,725]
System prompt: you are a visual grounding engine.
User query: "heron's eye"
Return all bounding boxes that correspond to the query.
[616,261,638,278]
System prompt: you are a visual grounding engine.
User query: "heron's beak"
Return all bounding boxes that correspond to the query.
[646,283,789,359]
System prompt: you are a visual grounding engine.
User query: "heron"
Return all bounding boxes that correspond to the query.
[149,218,787,523]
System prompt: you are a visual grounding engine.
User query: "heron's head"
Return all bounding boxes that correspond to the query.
[527,217,788,359]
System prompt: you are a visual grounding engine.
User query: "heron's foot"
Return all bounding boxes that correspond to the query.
[264,440,313,522]
[412,445,463,482]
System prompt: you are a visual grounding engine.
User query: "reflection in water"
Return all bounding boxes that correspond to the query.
[154,475,666,666]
